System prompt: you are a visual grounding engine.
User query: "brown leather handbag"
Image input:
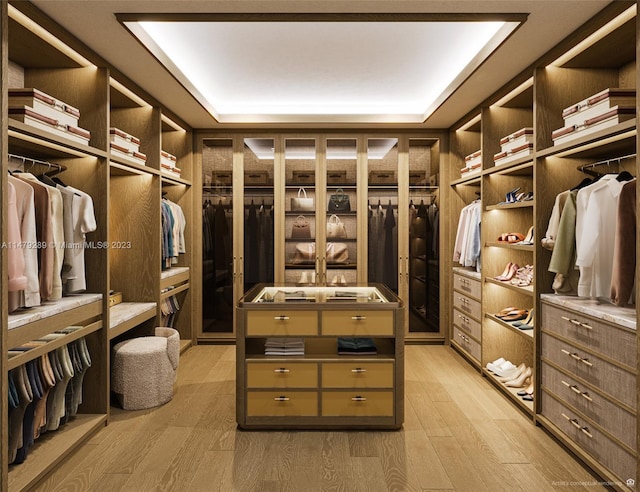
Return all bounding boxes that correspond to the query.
[291,215,311,239]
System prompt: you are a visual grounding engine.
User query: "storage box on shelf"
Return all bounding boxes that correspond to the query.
[494,127,534,167]
[109,126,147,167]
[236,284,404,429]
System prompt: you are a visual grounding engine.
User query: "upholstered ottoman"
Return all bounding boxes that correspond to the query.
[112,327,180,410]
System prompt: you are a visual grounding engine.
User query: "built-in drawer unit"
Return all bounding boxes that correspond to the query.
[246,362,318,389]
[541,302,636,370]
[541,361,636,450]
[541,391,637,486]
[452,292,481,321]
[452,325,481,363]
[321,391,394,417]
[541,332,636,410]
[246,310,318,336]
[453,273,481,300]
[321,362,394,388]
[321,310,393,336]
[453,308,481,341]
[246,391,318,417]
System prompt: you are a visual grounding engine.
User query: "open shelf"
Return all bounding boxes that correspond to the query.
[485,313,534,339]
[161,174,192,186]
[485,241,534,251]
[161,282,190,300]
[109,302,157,340]
[160,266,190,290]
[450,174,481,187]
[483,369,534,414]
[484,277,534,295]
[7,414,107,492]
[484,159,534,176]
[485,201,534,211]
[109,159,157,177]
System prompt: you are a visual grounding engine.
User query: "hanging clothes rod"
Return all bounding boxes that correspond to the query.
[578,153,636,174]
[8,153,66,175]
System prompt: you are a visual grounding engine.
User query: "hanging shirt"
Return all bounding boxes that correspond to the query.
[7,181,28,294]
[64,186,97,293]
[610,179,636,306]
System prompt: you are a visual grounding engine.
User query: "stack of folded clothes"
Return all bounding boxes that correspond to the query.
[337,337,377,355]
[265,338,305,356]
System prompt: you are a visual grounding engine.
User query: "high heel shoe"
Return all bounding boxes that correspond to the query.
[513,307,535,330]
[499,187,521,205]
[496,263,519,281]
[517,380,534,396]
[505,367,532,388]
[515,226,534,245]
[494,262,513,281]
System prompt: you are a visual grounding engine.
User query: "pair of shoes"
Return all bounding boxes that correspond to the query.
[495,308,528,322]
[494,262,519,281]
[497,232,525,243]
[512,308,535,330]
[330,274,348,286]
[514,226,534,245]
[510,265,533,287]
[486,357,507,373]
[504,366,532,388]
[497,363,526,382]
[499,187,521,205]
[517,379,534,397]
[490,360,519,377]
[522,191,534,201]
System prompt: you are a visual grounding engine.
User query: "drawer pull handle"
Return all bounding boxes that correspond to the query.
[351,368,367,373]
[579,323,593,330]
[561,380,571,388]
[561,349,571,356]
[580,427,593,438]
[569,353,582,361]
[569,319,582,326]
[351,316,367,321]
[274,396,290,402]
[561,316,571,322]
[580,358,593,367]
[561,412,571,421]
[274,368,290,374]
[581,392,593,402]
[351,396,367,402]
[274,316,290,321]
[569,418,581,430]
[569,385,581,395]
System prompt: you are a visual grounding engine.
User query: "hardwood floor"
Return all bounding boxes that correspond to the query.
[33,345,604,491]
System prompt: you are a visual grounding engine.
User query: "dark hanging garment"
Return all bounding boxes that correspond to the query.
[383,201,397,291]
[244,201,259,284]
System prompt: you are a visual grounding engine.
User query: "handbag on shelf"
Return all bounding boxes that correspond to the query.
[291,215,311,239]
[328,188,351,212]
[327,214,347,239]
[291,187,315,212]
[326,242,349,264]
[291,242,349,264]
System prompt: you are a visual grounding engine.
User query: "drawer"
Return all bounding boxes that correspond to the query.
[541,302,636,369]
[246,391,318,417]
[321,310,393,336]
[246,310,318,336]
[452,292,481,321]
[321,362,394,388]
[452,326,481,363]
[541,361,636,450]
[541,391,637,485]
[453,308,481,341]
[246,362,318,389]
[321,391,394,417]
[453,273,481,300]
[541,332,636,409]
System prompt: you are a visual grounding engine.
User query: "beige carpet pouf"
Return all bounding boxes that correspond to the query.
[112,327,180,410]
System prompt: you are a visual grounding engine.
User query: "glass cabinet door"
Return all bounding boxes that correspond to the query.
[367,138,399,293]
[284,138,317,285]
[201,138,234,333]
[243,138,275,293]
[407,138,440,333]
[325,138,358,286]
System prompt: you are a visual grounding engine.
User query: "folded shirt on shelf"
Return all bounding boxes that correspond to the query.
[264,337,305,356]
[337,337,377,355]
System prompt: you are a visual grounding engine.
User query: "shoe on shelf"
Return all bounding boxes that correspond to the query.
[329,275,338,286]
[497,363,526,382]
[494,307,517,317]
[517,380,534,396]
[510,265,533,287]
[513,308,535,329]
[497,233,525,243]
[501,310,528,322]
[493,361,518,377]
[339,274,348,286]
[505,367,532,387]
[497,263,520,282]
[298,271,309,285]
[499,187,521,205]
[522,394,534,401]
[522,191,534,201]
[514,226,534,245]
[486,357,506,372]
[494,262,515,281]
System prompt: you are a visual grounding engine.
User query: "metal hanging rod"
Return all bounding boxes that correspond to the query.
[8,153,66,175]
[578,153,636,173]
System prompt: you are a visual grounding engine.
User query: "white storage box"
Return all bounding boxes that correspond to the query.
[161,150,177,169]
[162,164,182,179]
[464,150,482,168]
[499,128,533,153]
[562,88,636,128]
[8,106,90,145]
[494,143,534,166]
[553,106,636,146]
[110,142,147,166]
[109,128,141,153]
[8,88,80,128]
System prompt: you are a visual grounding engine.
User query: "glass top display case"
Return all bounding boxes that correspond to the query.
[239,284,401,305]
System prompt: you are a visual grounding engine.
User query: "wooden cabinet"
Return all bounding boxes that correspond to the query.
[539,298,637,489]
[451,268,482,367]
[1,3,193,489]
[236,284,404,429]
[197,133,444,343]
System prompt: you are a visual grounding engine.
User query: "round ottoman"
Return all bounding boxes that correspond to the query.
[112,327,180,410]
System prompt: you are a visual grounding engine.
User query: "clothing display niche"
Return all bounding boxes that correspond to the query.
[368,199,398,291]
[6,156,97,314]
[542,157,636,305]
[161,197,187,270]
[453,198,481,271]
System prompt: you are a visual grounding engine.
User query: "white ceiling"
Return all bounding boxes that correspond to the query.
[30,1,614,130]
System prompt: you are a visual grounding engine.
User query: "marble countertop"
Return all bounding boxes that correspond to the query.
[110,302,157,329]
[540,294,636,331]
[8,294,103,330]
[453,267,481,281]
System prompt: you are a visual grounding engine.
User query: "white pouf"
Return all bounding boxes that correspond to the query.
[112,327,180,410]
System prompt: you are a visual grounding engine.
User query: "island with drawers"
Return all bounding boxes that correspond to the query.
[236,284,404,429]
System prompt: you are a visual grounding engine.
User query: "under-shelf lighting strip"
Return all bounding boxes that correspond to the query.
[548,4,636,67]
[456,114,481,132]
[161,114,186,132]
[8,4,94,68]
[491,78,534,108]
[110,78,151,109]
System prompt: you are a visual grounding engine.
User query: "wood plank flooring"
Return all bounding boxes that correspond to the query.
[33,345,605,492]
